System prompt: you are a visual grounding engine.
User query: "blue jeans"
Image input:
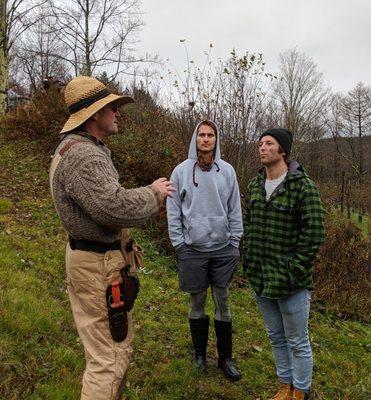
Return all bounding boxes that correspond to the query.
[254,289,312,393]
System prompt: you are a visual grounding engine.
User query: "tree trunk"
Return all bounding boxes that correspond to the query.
[84,0,91,76]
[340,171,345,213]
[0,0,7,114]
[357,99,363,186]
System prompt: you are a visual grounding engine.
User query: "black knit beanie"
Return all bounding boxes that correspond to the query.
[259,128,293,156]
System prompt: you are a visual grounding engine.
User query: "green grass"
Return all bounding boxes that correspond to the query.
[349,211,370,239]
[0,131,370,399]
[331,207,370,239]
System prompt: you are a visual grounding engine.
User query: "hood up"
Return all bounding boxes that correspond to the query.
[187,120,221,161]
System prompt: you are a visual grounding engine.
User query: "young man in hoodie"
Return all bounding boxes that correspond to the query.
[167,120,243,381]
[242,129,325,400]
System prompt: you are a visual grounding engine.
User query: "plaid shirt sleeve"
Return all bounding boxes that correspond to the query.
[287,183,325,281]
[242,186,252,271]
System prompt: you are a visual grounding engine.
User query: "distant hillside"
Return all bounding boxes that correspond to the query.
[299,135,371,183]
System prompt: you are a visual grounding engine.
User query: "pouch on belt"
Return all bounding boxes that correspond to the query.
[106,265,140,342]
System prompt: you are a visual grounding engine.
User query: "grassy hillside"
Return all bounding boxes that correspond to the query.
[0,131,370,400]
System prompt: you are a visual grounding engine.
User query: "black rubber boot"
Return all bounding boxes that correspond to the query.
[214,319,242,381]
[189,316,209,372]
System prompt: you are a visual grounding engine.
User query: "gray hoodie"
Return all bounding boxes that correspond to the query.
[166,121,243,252]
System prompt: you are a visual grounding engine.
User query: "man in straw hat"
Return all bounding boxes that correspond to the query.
[50,76,175,400]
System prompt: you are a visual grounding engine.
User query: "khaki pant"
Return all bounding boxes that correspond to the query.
[66,244,133,400]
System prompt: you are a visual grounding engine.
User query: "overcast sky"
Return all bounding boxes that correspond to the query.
[136,0,371,94]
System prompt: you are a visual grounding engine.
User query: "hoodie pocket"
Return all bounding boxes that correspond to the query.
[185,216,230,246]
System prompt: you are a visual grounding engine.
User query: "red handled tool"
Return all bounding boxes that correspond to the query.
[110,280,124,308]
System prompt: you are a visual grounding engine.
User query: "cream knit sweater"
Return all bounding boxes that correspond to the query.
[51,131,161,243]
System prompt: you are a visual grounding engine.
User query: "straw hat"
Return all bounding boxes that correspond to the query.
[60,76,134,133]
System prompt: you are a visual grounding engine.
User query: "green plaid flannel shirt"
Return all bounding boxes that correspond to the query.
[242,161,325,298]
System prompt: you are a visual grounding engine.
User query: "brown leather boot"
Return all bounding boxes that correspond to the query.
[292,388,310,400]
[270,383,293,400]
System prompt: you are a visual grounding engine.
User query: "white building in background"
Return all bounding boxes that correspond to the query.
[7,88,29,110]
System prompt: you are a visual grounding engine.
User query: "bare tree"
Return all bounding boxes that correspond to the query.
[338,82,371,184]
[48,0,153,80]
[274,49,330,146]
[326,83,371,220]
[163,44,276,188]
[167,46,275,142]
[0,0,47,113]
[328,83,371,179]
[0,0,5,112]
[12,15,70,91]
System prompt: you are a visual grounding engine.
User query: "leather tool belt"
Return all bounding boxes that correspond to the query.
[69,236,121,253]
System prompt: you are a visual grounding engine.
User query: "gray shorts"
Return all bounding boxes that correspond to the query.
[177,244,239,293]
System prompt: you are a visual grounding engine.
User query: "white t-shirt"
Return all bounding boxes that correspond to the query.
[265,172,287,201]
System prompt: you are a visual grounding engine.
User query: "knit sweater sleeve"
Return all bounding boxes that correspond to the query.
[63,146,161,229]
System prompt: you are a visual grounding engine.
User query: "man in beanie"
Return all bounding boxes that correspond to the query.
[167,120,243,381]
[49,76,174,400]
[242,128,324,400]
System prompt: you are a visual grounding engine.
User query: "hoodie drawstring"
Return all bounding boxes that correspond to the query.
[193,162,199,187]
[193,161,220,187]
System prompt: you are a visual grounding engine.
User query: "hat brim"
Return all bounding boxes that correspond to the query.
[60,93,134,134]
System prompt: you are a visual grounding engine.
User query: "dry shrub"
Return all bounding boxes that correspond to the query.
[316,181,341,208]
[4,87,67,158]
[314,210,370,322]
[108,88,188,252]
[109,88,186,187]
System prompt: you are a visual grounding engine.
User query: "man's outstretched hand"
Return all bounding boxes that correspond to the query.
[151,177,176,198]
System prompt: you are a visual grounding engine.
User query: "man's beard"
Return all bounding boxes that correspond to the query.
[197,149,214,170]
[198,149,214,160]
